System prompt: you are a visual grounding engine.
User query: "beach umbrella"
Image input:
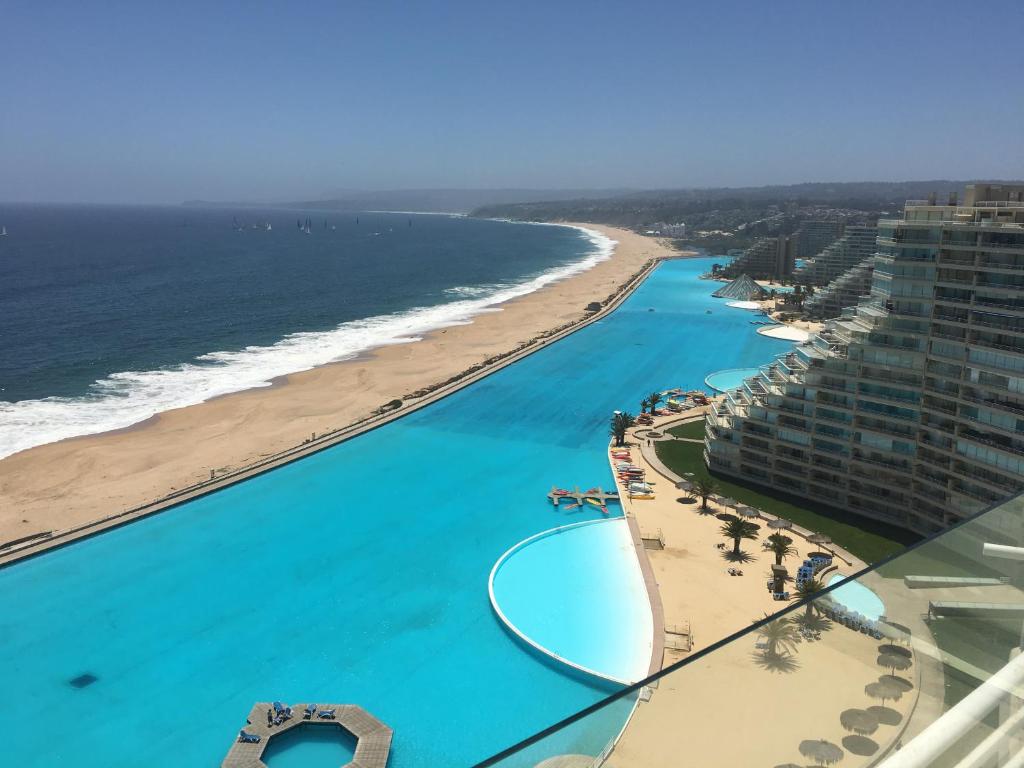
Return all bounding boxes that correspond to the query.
[736,505,759,519]
[865,679,904,706]
[768,517,793,530]
[878,653,913,676]
[798,739,844,766]
[718,496,737,509]
[842,735,879,757]
[878,643,912,658]
[808,532,832,546]
[866,705,903,726]
[879,674,914,693]
[839,708,879,736]
[675,480,693,491]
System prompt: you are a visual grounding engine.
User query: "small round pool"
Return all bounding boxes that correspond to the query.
[826,574,885,622]
[704,368,760,393]
[262,723,357,768]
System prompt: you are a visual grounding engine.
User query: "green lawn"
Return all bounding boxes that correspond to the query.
[665,418,708,440]
[653,440,919,564]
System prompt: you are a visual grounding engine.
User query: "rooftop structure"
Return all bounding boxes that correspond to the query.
[710,273,766,300]
[705,184,1024,536]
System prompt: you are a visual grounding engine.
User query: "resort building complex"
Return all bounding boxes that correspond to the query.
[802,257,875,320]
[721,220,846,281]
[794,225,879,286]
[706,184,1024,535]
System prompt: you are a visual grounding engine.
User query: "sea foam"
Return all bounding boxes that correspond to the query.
[0,226,615,460]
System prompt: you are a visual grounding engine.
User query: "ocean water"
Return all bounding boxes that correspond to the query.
[0,254,792,767]
[0,205,609,458]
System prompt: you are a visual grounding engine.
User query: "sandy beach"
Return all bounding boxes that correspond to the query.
[0,224,689,544]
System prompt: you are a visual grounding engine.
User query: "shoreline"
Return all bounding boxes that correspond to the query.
[0,224,694,561]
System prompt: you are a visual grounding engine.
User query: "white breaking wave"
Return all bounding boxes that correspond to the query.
[0,225,615,459]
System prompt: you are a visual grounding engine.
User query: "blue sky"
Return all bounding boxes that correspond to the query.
[1,0,1021,203]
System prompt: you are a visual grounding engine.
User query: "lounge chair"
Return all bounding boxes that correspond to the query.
[304,704,316,719]
[239,730,261,744]
[273,701,286,714]
[318,709,336,720]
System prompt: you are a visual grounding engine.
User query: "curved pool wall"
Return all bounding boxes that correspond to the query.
[0,256,793,767]
[705,367,762,393]
[826,574,886,621]
[489,519,653,685]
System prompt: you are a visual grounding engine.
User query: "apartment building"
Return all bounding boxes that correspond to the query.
[706,184,1024,535]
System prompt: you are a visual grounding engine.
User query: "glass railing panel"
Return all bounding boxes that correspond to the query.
[476,492,1024,768]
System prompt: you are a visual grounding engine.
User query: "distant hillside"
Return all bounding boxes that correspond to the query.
[470,180,998,227]
[184,188,632,214]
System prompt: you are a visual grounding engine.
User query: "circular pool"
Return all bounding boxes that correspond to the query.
[704,368,760,393]
[826,574,885,622]
[489,519,653,684]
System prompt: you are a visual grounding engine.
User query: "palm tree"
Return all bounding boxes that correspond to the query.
[754,614,800,658]
[720,517,759,556]
[795,576,826,618]
[640,396,651,415]
[609,411,635,448]
[646,391,664,415]
[767,533,798,566]
[692,478,718,510]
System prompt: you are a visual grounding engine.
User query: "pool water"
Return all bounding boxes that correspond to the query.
[704,367,762,392]
[490,519,653,684]
[826,574,886,621]
[0,257,791,767]
[262,723,357,768]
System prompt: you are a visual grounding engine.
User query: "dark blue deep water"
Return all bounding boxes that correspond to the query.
[0,206,605,456]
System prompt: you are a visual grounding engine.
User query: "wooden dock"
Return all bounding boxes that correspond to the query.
[547,486,620,507]
[221,702,392,768]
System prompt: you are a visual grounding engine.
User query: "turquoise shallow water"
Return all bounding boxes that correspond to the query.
[0,257,790,767]
[705,367,764,392]
[826,574,886,621]
[491,519,652,684]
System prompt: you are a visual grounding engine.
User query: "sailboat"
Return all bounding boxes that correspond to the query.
[0,226,6,237]
[303,217,312,234]
[265,221,272,231]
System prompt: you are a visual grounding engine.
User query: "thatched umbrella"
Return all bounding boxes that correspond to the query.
[867,705,903,726]
[842,735,879,756]
[839,708,878,736]
[808,531,833,555]
[879,674,914,693]
[675,479,693,492]
[799,739,844,766]
[878,653,913,676]
[878,643,911,658]
[718,496,737,509]
[865,679,904,707]
[768,517,793,531]
[736,505,760,519]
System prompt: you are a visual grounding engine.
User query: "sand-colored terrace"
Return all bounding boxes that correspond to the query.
[608,412,920,767]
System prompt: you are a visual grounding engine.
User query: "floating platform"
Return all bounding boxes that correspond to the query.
[222,702,392,768]
[548,486,620,507]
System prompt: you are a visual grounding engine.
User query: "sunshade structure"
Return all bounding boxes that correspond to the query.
[768,517,793,530]
[712,273,766,300]
[735,505,759,519]
[798,739,844,766]
[839,708,879,736]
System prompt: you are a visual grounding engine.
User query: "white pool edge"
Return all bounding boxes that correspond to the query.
[488,517,652,687]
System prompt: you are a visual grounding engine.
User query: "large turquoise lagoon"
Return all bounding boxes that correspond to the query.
[0,256,790,767]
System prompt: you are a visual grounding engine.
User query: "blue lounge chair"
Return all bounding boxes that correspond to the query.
[273,701,286,714]
[239,730,261,744]
[318,709,336,720]
[304,704,317,719]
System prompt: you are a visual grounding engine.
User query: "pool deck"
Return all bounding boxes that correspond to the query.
[221,702,392,768]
